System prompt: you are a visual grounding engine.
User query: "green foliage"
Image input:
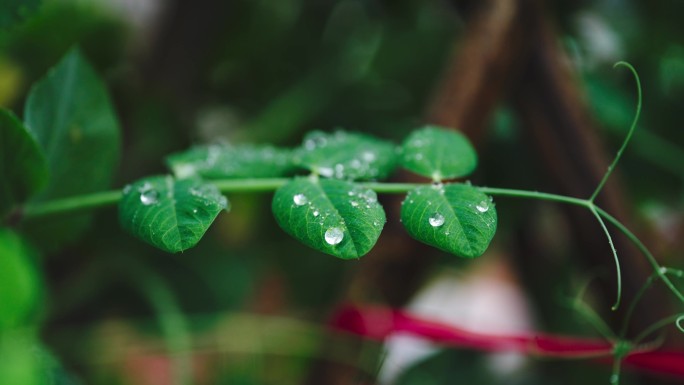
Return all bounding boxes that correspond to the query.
[0,109,48,218]
[24,48,120,202]
[0,228,41,330]
[294,130,398,180]
[401,184,497,258]
[23,48,120,247]
[2,46,667,384]
[272,177,385,259]
[400,126,478,181]
[118,176,229,253]
[0,330,43,385]
[0,0,41,29]
[166,144,294,180]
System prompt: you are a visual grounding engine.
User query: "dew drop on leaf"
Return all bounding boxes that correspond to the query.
[476,200,489,213]
[139,184,159,205]
[293,193,308,206]
[324,227,344,245]
[429,213,445,227]
[319,167,334,177]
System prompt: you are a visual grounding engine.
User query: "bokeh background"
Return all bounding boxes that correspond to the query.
[1,0,684,384]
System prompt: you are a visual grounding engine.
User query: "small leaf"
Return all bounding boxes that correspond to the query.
[295,130,397,180]
[272,177,385,259]
[0,228,41,330]
[23,48,121,247]
[400,183,496,258]
[400,126,477,180]
[119,176,229,253]
[0,109,49,218]
[25,48,121,201]
[166,144,294,179]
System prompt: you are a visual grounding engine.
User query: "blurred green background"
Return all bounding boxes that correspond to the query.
[1,0,683,384]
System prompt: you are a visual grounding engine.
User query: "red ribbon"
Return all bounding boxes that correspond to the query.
[330,304,684,378]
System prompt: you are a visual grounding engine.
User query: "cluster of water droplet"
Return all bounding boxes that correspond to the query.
[290,185,384,246]
[292,192,347,245]
[168,143,292,179]
[298,130,394,181]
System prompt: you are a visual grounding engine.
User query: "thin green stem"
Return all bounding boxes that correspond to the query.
[620,273,657,339]
[619,268,684,338]
[589,204,622,310]
[477,187,591,207]
[589,62,642,203]
[571,298,617,341]
[212,178,289,192]
[23,190,122,218]
[633,313,684,345]
[594,207,684,304]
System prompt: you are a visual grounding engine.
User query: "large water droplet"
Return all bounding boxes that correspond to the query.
[313,210,320,217]
[293,193,308,206]
[140,184,159,205]
[318,167,334,178]
[325,227,344,245]
[429,213,445,227]
[362,152,376,164]
[475,200,489,213]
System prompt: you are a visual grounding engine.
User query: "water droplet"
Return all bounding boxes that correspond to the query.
[609,374,619,384]
[140,184,159,205]
[318,167,333,177]
[362,151,376,162]
[293,193,308,206]
[476,200,489,213]
[123,184,132,194]
[429,213,445,227]
[174,164,196,178]
[325,227,344,245]
[659,266,668,275]
[313,210,320,217]
[351,201,359,207]
[192,209,198,214]
[373,221,379,227]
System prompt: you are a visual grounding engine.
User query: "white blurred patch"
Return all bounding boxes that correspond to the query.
[575,12,624,70]
[378,257,533,384]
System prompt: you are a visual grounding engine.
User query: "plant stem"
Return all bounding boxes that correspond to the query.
[594,207,684,304]
[589,61,642,203]
[20,178,684,318]
[212,178,289,192]
[22,190,122,218]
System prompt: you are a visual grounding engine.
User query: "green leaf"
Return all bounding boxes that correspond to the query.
[0,228,41,330]
[25,48,121,200]
[166,144,294,179]
[295,130,397,180]
[0,109,49,218]
[23,48,121,247]
[118,176,229,253]
[272,177,385,259]
[400,126,477,180]
[400,183,496,258]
